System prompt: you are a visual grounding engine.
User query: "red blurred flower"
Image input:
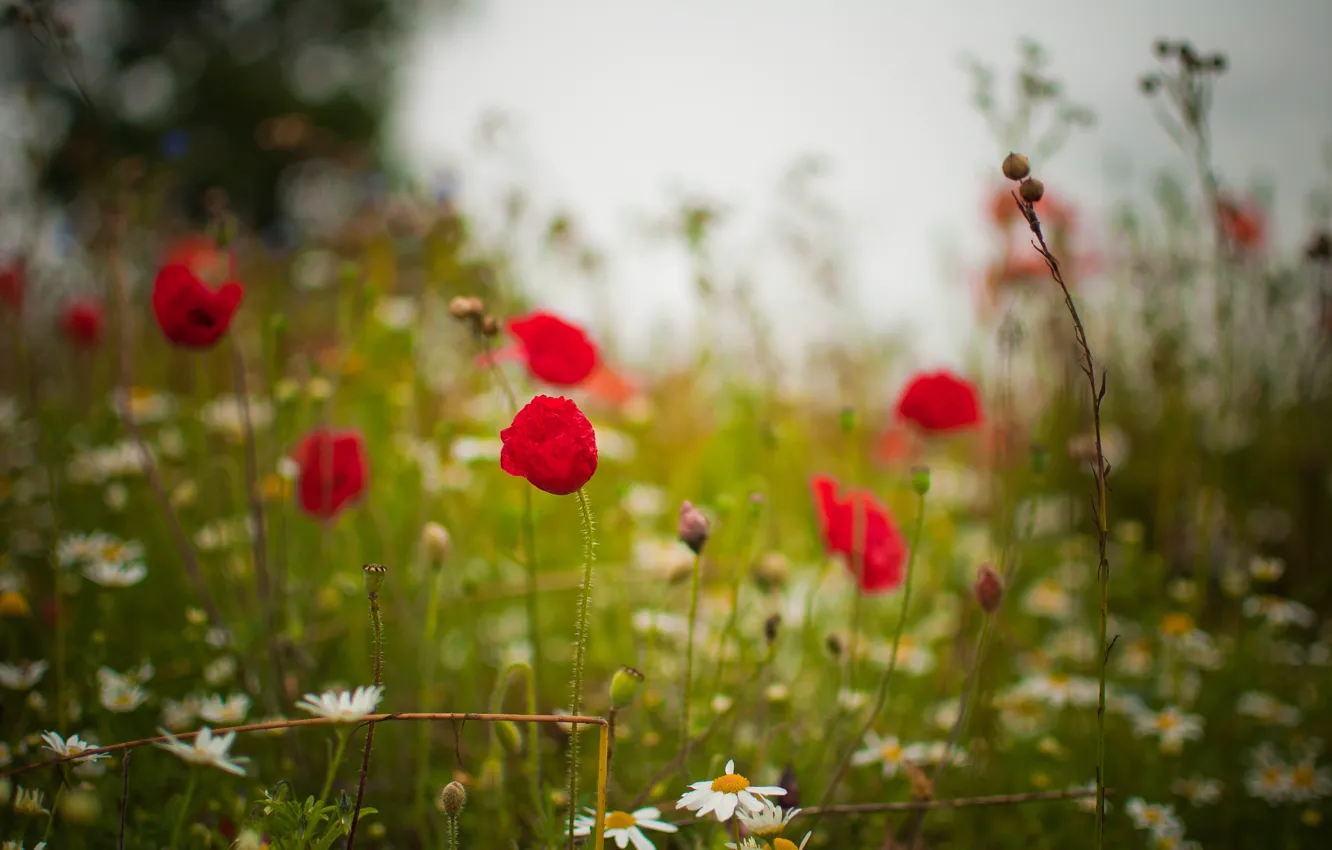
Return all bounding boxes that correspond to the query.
[500,395,598,495]
[506,311,599,386]
[294,429,369,519]
[152,263,244,349]
[1217,196,1265,252]
[60,298,104,348]
[810,475,908,594]
[875,425,923,466]
[0,259,23,310]
[895,370,982,433]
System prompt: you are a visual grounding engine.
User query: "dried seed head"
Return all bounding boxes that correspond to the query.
[481,314,500,336]
[974,564,1004,613]
[825,632,844,658]
[1001,152,1031,182]
[1305,230,1331,262]
[1019,178,1045,204]
[677,500,711,555]
[610,666,645,710]
[438,780,467,816]
[1153,39,1174,58]
[362,563,387,595]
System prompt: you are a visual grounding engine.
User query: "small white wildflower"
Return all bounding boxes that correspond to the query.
[295,685,383,723]
[40,731,107,763]
[677,758,786,822]
[0,660,49,690]
[198,693,251,725]
[571,805,678,848]
[155,726,248,775]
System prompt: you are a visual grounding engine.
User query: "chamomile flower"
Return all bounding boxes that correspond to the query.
[1236,691,1302,726]
[1249,555,1285,582]
[735,798,801,837]
[295,685,383,723]
[1012,672,1099,709]
[1171,775,1223,806]
[571,806,677,849]
[82,560,148,587]
[198,692,251,725]
[1131,706,1204,753]
[1243,595,1316,629]
[161,697,200,732]
[97,669,149,713]
[1288,739,1332,803]
[155,726,248,776]
[677,758,786,822]
[57,532,143,570]
[1022,578,1074,620]
[1125,798,1184,839]
[1245,742,1292,804]
[851,731,910,778]
[39,731,107,763]
[200,396,275,442]
[13,786,49,816]
[0,660,48,690]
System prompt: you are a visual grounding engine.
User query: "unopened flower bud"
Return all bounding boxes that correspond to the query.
[677,500,710,555]
[911,465,931,496]
[495,720,522,754]
[609,666,644,710]
[438,780,467,816]
[1019,178,1045,204]
[448,296,483,320]
[421,522,451,564]
[362,563,387,596]
[1001,152,1031,182]
[764,613,782,645]
[974,564,1004,613]
[481,315,500,336]
[753,552,790,591]
[838,406,856,433]
[825,633,844,658]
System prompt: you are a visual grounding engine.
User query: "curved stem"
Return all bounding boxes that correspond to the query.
[567,488,597,849]
[169,770,198,848]
[680,551,703,756]
[319,728,352,802]
[819,489,927,806]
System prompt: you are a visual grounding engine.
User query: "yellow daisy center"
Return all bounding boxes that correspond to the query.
[604,811,637,828]
[774,839,799,850]
[1291,765,1315,789]
[1261,766,1283,786]
[1143,809,1163,824]
[1160,612,1193,636]
[1155,713,1179,730]
[1049,673,1070,687]
[711,772,750,794]
[880,742,902,761]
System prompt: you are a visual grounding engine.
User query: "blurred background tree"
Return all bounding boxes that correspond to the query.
[0,0,466,230]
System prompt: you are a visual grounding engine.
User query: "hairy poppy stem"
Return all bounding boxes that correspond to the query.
[347,564,387,849]
[680,550,702,760]
[819,488,927,807]
[567,488,597,850]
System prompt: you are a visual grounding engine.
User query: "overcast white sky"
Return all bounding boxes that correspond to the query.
[392,0,1332,370]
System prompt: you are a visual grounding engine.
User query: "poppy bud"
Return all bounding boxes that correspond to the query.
[363,563,387,596]
[677,500,710,555]
[974,564,1004,613]
[421,522,451,564]
[764,613,782,645]
[1001,152,1031,182]
[1019,178,1045,204]
[481,314,500,336]
[1030,443,1050,475]
[438,780,467,816]
[609,666,644,710]
[495,720,522,755]
[838,406,856,433]
[911,465,931,496]
[825,633,844,658]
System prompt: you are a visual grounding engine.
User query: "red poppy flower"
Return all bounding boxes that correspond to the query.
[152,263,244,348]
[810,475,908,594]
[875,425,923,466]
[1217,196,1265,252]
[294,429,369,519]
[895,370,982,434]
[0,259,23,310]
[506,311,599,386]
[500,395,598,495]
[61,298,104,348]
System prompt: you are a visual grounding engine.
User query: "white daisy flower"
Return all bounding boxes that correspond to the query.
[1171,775,1223,806]
[98,669,149,713]
[295,685,384,723]
[734,798,802,838]
[851,731,910,778]
[1243,595,1316,629]
[0,660,49,690]
[155,726,248,776]
[57,532,143,570]
[1124,798,1184,839]
[1236,691,1302,726]
[572,806,678,849]
[200,396,275,442]
[39,731,107,763]
[82,560,148,587]
[198,693,251,725]
[112,387,175,423]
[1288,739,1332,803]
[1249,555,1285,582]
[373,296,417,330]
[1012,672,1099,709]
[677,758,786,822]
[1245,742,1292,804]
[161,697,200,732]
[1022,578,1074,620]
[13,786,50,816]
[1131,706,1204,753]
[203,656,238,686]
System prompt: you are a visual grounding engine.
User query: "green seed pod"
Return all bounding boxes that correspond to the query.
[911,465,932,496]
[609,666,645,710]
[496,720,523,755]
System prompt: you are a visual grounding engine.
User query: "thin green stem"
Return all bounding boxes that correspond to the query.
[680,551,703,756]
[169,770,198,848]
[41,778,66,843]
[319,728,352,802]
[567,488,597,850]
[819,489,927,806]
[416,553,446,827]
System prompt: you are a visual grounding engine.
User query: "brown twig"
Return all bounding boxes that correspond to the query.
[1014,189,1114,847]
[1,713,608,780]
[105,211,226,630]
[801,787,1109,816]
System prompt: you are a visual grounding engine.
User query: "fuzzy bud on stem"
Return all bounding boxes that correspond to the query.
[911,465,931,496]
[438,780,467,816]
[677,500,710,555]
[421,522,451,564]
[609,666,645,710]
[974,563,1004,613]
